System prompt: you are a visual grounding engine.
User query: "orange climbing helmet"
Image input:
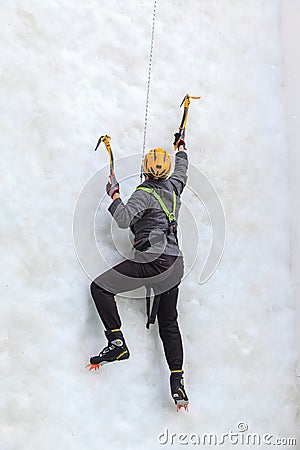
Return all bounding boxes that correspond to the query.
[143,148,171,179]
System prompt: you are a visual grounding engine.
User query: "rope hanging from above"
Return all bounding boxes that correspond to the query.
[141,0,157,182]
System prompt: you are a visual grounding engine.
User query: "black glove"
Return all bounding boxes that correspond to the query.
[173,132,186,149]
[106,174,120,198]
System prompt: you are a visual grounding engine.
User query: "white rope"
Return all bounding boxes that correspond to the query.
[141,0,157,181]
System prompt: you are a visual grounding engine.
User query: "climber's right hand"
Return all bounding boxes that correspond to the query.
[173,132,186,150]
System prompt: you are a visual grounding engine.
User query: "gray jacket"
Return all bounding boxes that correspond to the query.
[108,151,188,256]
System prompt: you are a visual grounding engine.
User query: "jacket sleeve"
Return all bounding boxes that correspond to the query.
[108,190,150,229]
[168,151,188,195]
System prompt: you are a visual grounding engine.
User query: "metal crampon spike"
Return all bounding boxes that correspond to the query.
[176,403,189,412]
[85,363,101,371]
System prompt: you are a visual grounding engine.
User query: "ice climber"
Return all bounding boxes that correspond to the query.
[88,134,189,410]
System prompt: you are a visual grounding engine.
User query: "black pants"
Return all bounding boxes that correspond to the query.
[90,254,184,371]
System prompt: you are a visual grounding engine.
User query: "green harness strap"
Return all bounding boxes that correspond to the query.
[136,187,177,222]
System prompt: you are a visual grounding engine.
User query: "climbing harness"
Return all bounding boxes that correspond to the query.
[94,135,115,176]
[136,186,177,229]
[136,186,178,329]
[141,0,158,182]
[132,187,178,251]
[174,94,201,149]
[145,287,160,329]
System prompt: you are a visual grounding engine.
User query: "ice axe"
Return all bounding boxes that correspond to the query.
[174,94,201,149]
[94,134,115,176]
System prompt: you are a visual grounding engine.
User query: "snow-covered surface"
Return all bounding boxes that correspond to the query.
[280,0,300,381]
[1,1,299,449]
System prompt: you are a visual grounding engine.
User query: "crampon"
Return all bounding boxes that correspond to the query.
[85,363,102,371]
[176,402,189,412]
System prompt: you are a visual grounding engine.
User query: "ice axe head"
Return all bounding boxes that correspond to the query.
[180,94,201,108]
[94,135,111,152]
[94,135,114,175]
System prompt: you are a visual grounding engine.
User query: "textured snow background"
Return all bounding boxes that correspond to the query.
[1,1,299,449]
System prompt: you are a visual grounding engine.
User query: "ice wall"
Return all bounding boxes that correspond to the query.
[1,1,298,449]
